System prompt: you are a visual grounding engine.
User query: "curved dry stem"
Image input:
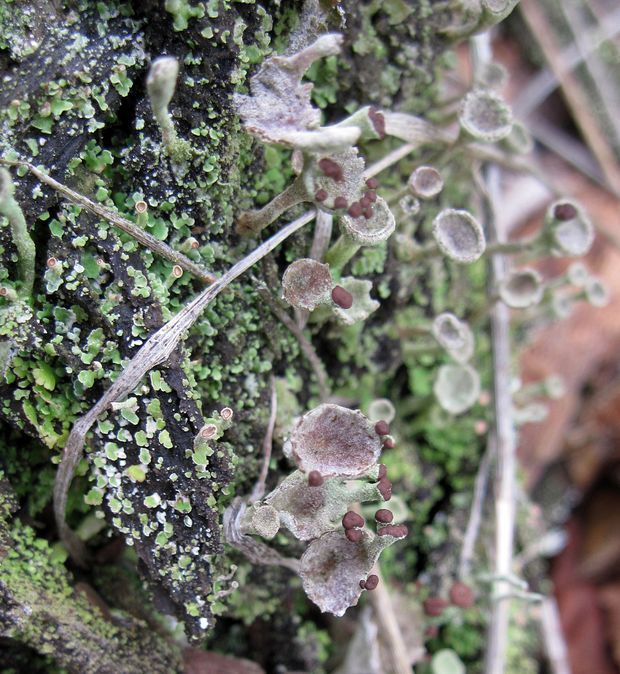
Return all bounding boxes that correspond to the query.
[250,376,278,503]
[258,288,330,402]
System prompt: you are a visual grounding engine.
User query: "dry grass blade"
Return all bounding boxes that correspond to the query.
[519,0,620,194]
[0,158,217,284]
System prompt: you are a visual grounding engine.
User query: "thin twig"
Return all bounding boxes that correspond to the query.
[351,503,411,674]
[459,440,494,581]
[514,6,620,121]
[558,1,620,148]
[366,565,412,674]
[519,0,620,194]
[0,158,217,284]
[54,209,316,564]
[484,166,518,674]
[250,376,277,503]
[539,596,572,674]
[363,142,418,178]
[308,209,333,262]
[471,33,519,674]
[258,288,330,402]
[526,117,610,193]
[466,144,561,197]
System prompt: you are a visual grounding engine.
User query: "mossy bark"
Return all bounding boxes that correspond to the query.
[0,0,504,671]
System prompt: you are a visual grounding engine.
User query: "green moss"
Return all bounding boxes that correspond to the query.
[0,0,519,666]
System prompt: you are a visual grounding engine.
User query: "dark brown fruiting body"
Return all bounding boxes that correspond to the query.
[345,528,362,543]
[342,511,364,530]
[366,177,379,190]
[348,202,363,218]
[315,189,328,202]
[333,196,348,209]
[318,157,344,182]
[364,574,379,591]
[424,597,448,617]
[378,523,408,538]
[383,437,396,449]
[363,207,373,219]
[308,470,324,487]
[365,190,377,202]
[374,508,393,523]
[378,464,387,479]
[332,285,353,309]
[554,202,578,221]
[377,478,392,501]
[374,420,390,436]
[449,581,475,608]
[359,195,371,209]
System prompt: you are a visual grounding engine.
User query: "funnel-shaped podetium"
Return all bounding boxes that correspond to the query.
[300,527,407,616]
[302,147,367,211]
[477,61,508,91]
[434,363,481,415]
[282,258,333,311]
[367,398,396,425]
[544,199,594,257]
[585,277,609,307]
[285,404,382,478]
[339,196,395,246]
[146,56,182,152]
[239,504,281,540]
[552,292,573,319]
[259,470,385,541]
[432,313,475,363]
[399,194,421,217]
[332,277,379,326]
[498,268,544,309]
[408,166,444,200]
[433,209,486,264]
[459,89,513,143]
[567,262,589,287]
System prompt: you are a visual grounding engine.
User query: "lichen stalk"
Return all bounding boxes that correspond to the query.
[0,168,36,297]
[237,178,308,236]
[324,233,361,274]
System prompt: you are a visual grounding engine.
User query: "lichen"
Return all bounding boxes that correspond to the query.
[0,0,534,670]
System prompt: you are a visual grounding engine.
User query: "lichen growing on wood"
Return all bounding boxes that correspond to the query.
[0,0,571,672]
